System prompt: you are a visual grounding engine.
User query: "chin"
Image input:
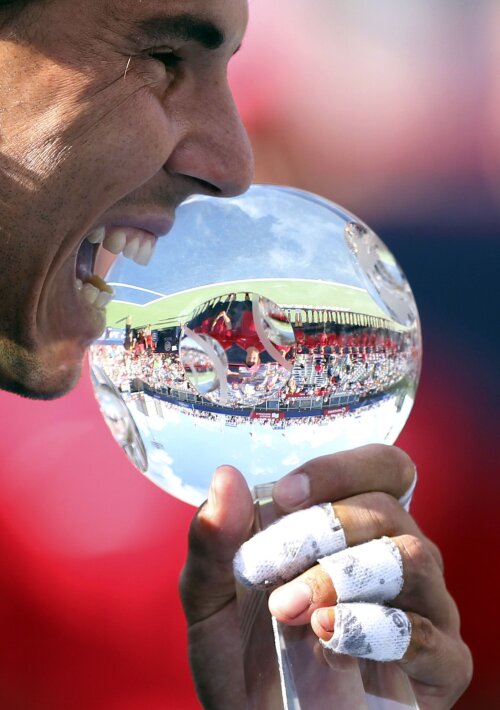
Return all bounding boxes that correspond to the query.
[28,370,82,400]
[0,339,86,400]
[2,362,83,401]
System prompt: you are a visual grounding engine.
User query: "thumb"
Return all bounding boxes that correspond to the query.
[180,465,254,625]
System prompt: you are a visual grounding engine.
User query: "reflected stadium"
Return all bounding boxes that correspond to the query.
[90,186,421,505]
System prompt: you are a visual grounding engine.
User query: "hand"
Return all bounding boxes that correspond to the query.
[180,464,252,709]
[268,446,472,709]
[179,445,472,710]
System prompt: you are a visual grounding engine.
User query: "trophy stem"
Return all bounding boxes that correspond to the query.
[236,483,420,709]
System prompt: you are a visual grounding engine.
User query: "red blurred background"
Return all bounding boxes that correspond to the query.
[0,2,498,707]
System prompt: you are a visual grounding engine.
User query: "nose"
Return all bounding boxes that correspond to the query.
[165,79,254,198]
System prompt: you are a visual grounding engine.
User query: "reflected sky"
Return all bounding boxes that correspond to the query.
[108,186,365,298]
[127,393,414,507]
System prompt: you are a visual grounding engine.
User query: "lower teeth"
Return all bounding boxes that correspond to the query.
[79,275,114,307]
[86,273,114,294]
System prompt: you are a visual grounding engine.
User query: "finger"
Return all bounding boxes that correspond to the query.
[391,534,459,630]
[312,603,412,662]
[233,503,346,588]
[269,535,455,631]
[334,491,444,570]
[273,444,416,513]
[312,604,472,703]
[179,465,254,625]
[235,490,435,590]
[399,616,473,705]
[268,562,336,624]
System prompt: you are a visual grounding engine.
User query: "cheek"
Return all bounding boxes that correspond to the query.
[6,65,175,211]
[115,94,175,174]
[92,86,163,145]
[62,88,177,206]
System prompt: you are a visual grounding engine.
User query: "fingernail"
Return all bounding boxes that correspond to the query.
[206,470,220,515]
[273,472,310,509]
[314,607,335,636]
[269,581,311,620]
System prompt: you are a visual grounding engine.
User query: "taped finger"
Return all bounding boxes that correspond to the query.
[233,504,346,588]
[316,602,412,662]
[318,536,403,604]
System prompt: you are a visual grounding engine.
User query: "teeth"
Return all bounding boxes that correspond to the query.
[123,236,140,260]
[79,274,114,309]
[82,282,100,306]
[134,235,155,265]
[95,290,114,308]
[100,227,157,265]
[102,229,127,254]
[86,226,105,244]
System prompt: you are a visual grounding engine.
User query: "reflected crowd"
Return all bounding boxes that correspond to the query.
[92,305,419,427]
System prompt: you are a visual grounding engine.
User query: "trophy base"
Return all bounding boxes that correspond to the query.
[236,484,419,710]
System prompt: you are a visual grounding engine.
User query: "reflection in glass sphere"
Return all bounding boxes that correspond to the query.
[89,185,421,506]
[180,292,295,408]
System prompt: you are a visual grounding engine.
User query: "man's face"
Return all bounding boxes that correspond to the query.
[0,0,253,398]
[245,348,260,367]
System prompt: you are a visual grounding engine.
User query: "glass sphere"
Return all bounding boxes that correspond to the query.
[89,185,421,506]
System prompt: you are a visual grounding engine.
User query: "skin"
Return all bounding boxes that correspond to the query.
[181,446,472,709]
[245,345,260,367]
[0,0,253,398]
[1,2,471,707]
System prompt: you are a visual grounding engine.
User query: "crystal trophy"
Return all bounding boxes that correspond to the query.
[89,185,422,709]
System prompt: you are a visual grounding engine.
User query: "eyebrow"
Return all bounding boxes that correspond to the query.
[133,14,225,50]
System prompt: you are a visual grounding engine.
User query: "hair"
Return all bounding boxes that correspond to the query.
[0,0,39,30]
[0,0,29,7]
[0,0,28,18]
[0,0,38,14]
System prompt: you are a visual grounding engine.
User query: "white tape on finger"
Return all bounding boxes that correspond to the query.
[319,536,403,603]
[233,504,346,588]
[321,602,412,662]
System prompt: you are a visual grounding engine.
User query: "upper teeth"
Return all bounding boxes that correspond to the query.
[79,226,157,309]
[86,226,105,245]
[86,226,157,266]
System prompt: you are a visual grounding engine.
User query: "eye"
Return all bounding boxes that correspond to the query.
[148,49,183,70]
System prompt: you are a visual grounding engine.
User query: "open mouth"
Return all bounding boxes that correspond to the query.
[75,226,158,310]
